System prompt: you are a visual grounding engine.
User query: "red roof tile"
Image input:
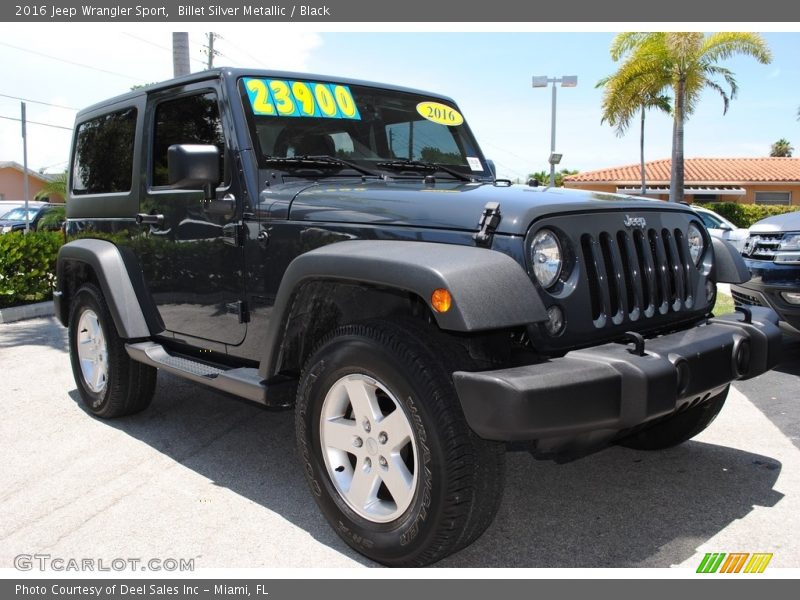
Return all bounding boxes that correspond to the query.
[564,158,800,184]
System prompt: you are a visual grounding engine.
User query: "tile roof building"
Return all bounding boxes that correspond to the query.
[563,158,800,205]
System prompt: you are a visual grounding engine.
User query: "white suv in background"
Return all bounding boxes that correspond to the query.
[692,205,749,253]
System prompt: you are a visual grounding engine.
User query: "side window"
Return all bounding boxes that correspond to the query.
[152,92,226,187]
[699,212,721,228]
[385,119,464,165]
[72,108,137,195]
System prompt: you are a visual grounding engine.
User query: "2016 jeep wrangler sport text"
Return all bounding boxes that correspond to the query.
[56,68,782,566]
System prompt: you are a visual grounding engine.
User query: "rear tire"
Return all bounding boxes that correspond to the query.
[295,320,505,566]
[68,283,156,418]
[619,386,729,450]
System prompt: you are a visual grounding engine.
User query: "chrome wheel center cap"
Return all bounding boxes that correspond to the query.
[366,437,378,455]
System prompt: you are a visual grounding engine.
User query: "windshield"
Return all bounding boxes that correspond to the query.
[239,77,489,179]
[1,207,39,221]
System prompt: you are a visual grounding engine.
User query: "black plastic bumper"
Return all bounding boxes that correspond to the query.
[453,307,782,442]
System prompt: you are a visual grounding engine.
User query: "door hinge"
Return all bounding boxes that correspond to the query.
[222,221,245,247]
[474,202,501,248]
[226,300,250,324]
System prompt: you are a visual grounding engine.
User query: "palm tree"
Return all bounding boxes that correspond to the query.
[770,138,794,157]
[606,32,772,202]
[597,72,671,195]
[34,171,67,202]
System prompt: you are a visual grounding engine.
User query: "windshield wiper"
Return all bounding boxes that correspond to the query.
[375,159,475,182]
[262,154,379,177]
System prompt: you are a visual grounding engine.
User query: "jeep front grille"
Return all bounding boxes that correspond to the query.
[581,227,694,328]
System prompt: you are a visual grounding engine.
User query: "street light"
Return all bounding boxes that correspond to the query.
[532,75,578,187]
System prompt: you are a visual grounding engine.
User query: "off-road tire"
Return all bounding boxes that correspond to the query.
[68,283,157,418]
[295,319,505,566]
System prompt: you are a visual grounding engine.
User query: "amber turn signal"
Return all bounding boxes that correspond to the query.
[431,288,452,313]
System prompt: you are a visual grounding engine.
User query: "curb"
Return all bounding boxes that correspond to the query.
[0,300,55,324]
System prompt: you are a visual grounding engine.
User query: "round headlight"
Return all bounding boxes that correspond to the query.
[531,229,562,288]
[687,223,705,266]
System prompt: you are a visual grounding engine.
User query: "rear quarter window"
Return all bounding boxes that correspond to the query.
[71,108,137,195]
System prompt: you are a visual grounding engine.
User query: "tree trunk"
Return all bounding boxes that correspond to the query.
[640,105,646,196]
[669,77,686,203]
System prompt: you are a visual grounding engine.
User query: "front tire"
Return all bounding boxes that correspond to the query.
[68,283,156,418]
[619,386,729,450]
[295,320,505,566]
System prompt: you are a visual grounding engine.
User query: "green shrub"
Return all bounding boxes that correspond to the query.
[0,231,64,308]
[698,202,800,228]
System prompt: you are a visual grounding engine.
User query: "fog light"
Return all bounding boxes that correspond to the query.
[733,339,751,377]
[706,280,716,303]
[431,288,452,313]
[674,359,690,396]
[781,292,800,305]
[545,305,565,336]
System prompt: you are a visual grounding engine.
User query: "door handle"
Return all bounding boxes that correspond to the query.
[136,213,164,226]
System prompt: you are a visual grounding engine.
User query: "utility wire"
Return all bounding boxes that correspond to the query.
[0,41,148,82]
[0,114,73,131]
[0,93,77,111]
[122,32,207,68]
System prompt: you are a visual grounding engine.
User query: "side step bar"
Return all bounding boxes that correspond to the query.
[126,341,268,404]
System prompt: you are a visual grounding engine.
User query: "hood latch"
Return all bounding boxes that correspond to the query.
[474,202,501,248]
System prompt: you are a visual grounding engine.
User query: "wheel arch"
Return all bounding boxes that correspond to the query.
[56,239,161,339]
[259,240,546,379]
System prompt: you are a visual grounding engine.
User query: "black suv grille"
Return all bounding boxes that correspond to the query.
[581,227,694,328]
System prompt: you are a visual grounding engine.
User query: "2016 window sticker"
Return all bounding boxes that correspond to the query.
[243,78,361,120]
[416,101,464,126]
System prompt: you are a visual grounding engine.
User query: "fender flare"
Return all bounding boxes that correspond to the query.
[712,237,750,284]
[259,240,546,378]
[56,239,153,339]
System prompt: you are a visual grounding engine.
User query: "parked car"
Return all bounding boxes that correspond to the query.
[0,202,65,233]
[733,210,800,335]
[54,67,782,566]
[692,205,749,253]
[0,200,27,215]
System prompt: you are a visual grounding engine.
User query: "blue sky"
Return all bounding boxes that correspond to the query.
[1,28,798,181]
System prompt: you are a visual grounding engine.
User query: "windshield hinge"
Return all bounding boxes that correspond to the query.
[473,202,501,248]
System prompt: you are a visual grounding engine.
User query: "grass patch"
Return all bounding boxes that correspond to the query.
[713,291,735,316]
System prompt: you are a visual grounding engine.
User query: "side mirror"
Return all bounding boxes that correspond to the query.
[168,144,220,200]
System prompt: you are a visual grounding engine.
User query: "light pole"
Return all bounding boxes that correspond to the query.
[532,75,577,187]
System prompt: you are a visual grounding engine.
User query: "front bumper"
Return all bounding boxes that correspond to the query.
[453,307,781,443]
[732,259,800,333]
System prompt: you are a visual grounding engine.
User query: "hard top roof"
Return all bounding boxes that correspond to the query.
[76,67,455,118]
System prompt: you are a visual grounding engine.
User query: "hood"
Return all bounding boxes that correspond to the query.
[280,179,693,235]
[749,211,800,233]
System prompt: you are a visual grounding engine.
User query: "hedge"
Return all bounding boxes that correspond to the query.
[697,202,800,228]
[0,231,64,308]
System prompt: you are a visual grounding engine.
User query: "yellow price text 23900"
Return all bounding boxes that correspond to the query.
[244,78,360,120]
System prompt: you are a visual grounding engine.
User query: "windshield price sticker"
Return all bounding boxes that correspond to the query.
[416,101,464,126]
[244,78,361,120]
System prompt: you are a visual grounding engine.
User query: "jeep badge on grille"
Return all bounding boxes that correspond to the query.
[623,214,647,229]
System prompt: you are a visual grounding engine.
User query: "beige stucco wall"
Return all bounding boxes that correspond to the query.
[0,167,64,202]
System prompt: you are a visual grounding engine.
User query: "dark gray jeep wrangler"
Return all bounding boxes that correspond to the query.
[55,67,781,566]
